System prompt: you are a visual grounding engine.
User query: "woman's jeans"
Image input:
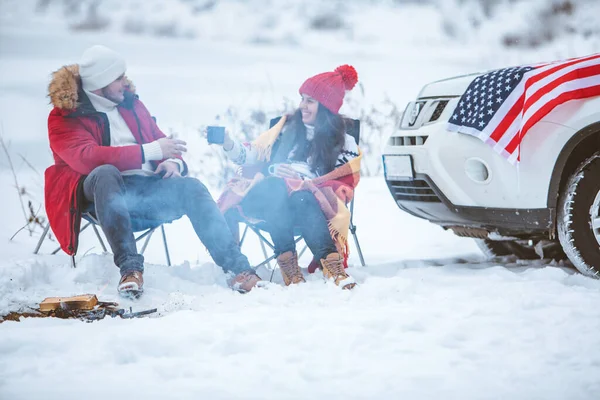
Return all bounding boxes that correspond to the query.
[239,176,337,260]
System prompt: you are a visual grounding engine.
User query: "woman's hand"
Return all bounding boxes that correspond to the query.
[273,164,301,179]
[223,129,234,151]
[203,127,234,151]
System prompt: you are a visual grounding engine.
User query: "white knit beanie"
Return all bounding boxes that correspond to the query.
[79,45,127,91]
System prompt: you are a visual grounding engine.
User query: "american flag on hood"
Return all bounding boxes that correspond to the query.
[447,53,600,164]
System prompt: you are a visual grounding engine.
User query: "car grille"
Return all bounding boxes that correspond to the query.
[388,135,428,146]
[387,179,441,203]
[429,100,448,122]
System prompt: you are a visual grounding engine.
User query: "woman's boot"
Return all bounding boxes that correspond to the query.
[277,251,306,285]
[320,253,356,290]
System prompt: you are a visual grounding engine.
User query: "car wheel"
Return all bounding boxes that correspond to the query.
[557,152,600,278]
[475,239,538,260]
[475,239,512,258]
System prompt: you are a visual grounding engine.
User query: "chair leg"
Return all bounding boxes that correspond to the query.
[348,199,366,267]
[51,221,92,255]
[297,242,309,259]
[224,209,241,244]
[239,224,249,248]
[251,228,275,250]
[258,236,272,270]
[161,225,171,267]
[51,245,61,255]
[91,224,108,253]
[84,212,100,225]
[131,225,171,266]
[34,223,51,254]
[251,251,278,282]
[254,253,278,270]
[350,222,366,267]
[138,228,155,255]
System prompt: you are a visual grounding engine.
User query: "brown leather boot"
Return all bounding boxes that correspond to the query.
[230,270,262,293]
[277,251,305,286]
[118,271,144,298]
[320,253,356,290]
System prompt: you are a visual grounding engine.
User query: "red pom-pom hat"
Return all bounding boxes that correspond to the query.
[299,65,358,114]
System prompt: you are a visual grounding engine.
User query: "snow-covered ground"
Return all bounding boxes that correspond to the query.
[3,172,599,400]
[1,1,600,399]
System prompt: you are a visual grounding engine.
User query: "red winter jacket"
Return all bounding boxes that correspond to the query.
[45,65,187,255]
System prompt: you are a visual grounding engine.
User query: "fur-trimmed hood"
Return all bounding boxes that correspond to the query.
[48,64,136,111]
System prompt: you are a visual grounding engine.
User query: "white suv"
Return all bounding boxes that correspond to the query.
[382,71,600,278]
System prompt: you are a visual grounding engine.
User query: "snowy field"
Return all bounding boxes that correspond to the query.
[3,172,599,400]
[1,1,600,399]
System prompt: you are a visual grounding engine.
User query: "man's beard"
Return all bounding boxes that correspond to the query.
[101,88,124,104]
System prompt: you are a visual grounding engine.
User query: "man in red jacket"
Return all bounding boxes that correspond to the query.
[45,45,261,297]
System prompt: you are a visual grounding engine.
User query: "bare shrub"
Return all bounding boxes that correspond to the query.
[122,17,147,35]
[0,129,49,240]
[68,0,110,32]
[501,0,588,49]
[62,0,84,16]
[310,13,345,31]
[192,0,217,14]
[35,0,53,13]
[439,0,599,49]
[153,21,180,38]
[186,91,398,189]
[343,84,403,177]
[70,17,110,32]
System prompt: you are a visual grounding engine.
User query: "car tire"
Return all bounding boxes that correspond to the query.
[557,152,600,278]
[475,239,512,258]
[475,239,538,260]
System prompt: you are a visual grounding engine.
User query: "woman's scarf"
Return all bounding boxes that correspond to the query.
[217,115,362,266]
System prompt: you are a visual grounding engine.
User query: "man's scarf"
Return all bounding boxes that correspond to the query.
[217,115,362,265]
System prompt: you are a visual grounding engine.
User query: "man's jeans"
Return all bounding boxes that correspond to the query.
[83,165,251,276]
[239,176,337,260]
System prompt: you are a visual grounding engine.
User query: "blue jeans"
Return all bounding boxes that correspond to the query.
[239,177,337,260]
[83,165,252,276]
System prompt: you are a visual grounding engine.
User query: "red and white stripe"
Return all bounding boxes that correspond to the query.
[477,53,600,164]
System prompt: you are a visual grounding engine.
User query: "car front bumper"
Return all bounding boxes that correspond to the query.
[384,172,554,238]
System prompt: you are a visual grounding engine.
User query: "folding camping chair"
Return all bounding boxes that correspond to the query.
[33,211,173,268]
[232,116,366,277]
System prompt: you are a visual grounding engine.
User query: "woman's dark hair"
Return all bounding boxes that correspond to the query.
[287,105,347,175]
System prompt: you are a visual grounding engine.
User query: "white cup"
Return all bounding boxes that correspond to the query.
[268,163,282,176]
[268,162,316,179]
